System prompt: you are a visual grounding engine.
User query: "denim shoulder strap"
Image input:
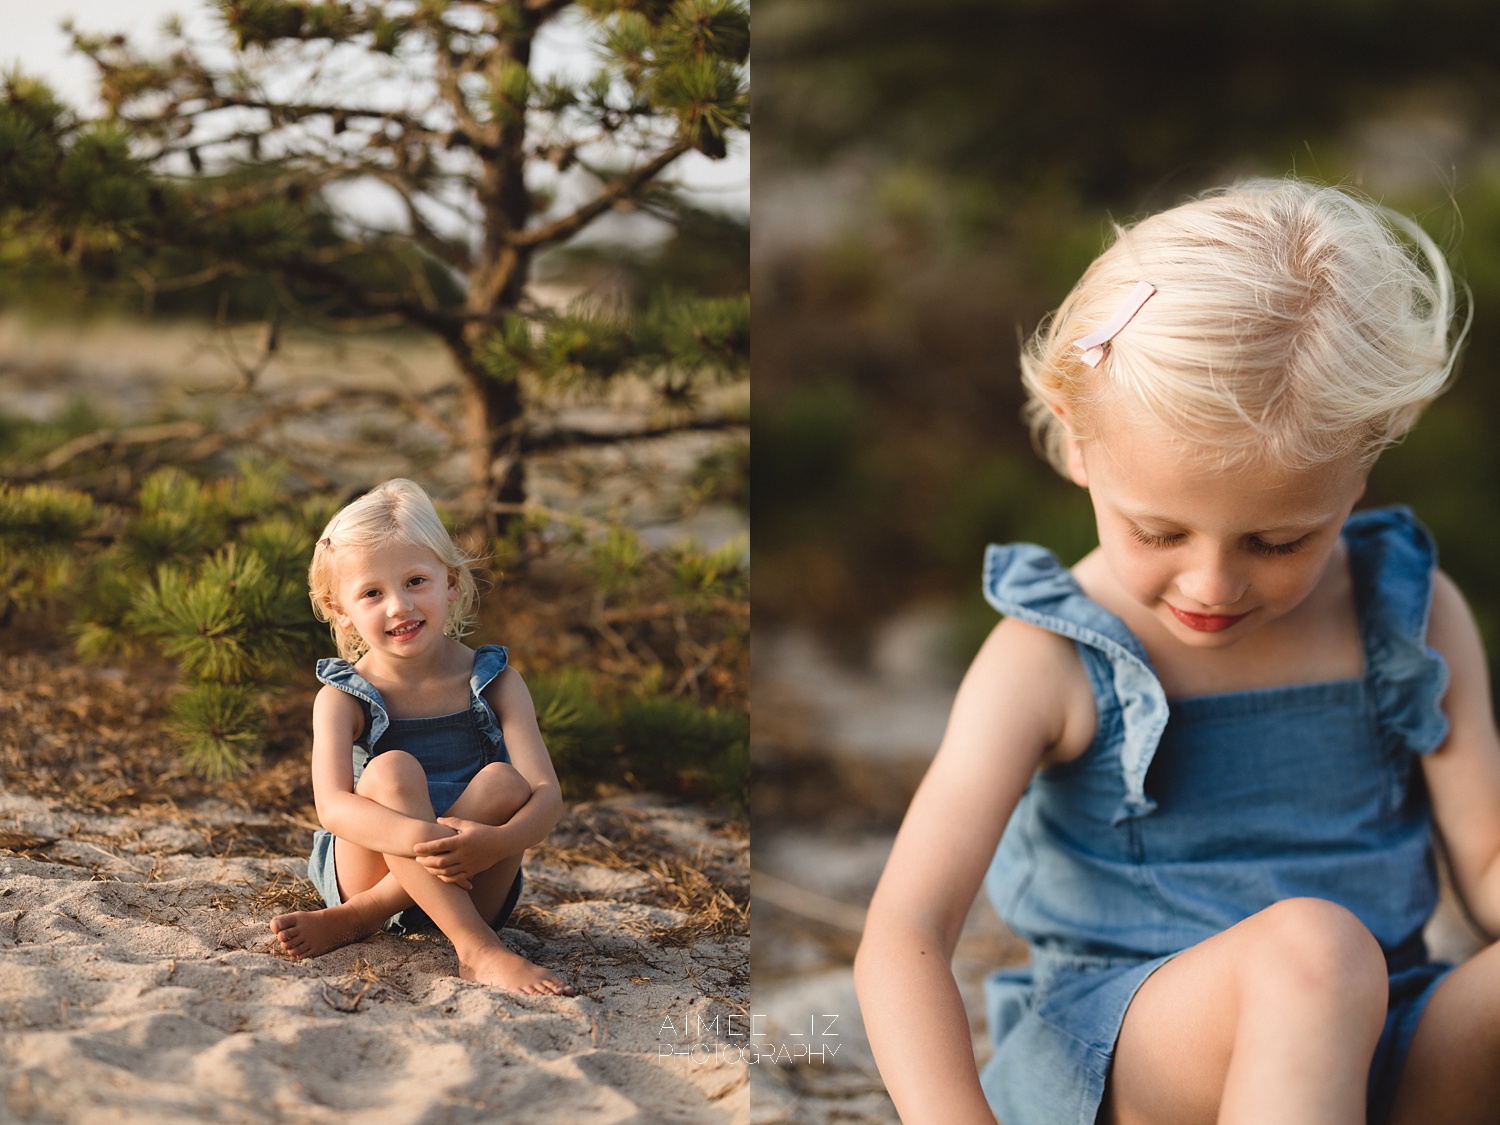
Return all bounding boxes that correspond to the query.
[982,543,1169,822]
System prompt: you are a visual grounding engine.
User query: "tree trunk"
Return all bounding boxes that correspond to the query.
[454,339,526,540]
[449,10,539,540]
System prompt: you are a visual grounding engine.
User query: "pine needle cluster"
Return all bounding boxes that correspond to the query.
[3,460,332,779]
[493,506,747,809]
[4,459,748,803]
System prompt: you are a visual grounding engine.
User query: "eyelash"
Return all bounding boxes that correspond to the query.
[1128,526,1182,549]
[361,577,427,598]
[1249,537,1306,557]
[1127,525,1307,556]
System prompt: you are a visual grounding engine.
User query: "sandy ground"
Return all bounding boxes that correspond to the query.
[0,791,748,1125]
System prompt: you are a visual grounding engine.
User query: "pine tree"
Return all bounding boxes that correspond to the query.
[0,0,749,531]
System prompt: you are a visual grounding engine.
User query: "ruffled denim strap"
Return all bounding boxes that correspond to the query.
[1346,507,1451,757]
[982,544,1170,823]
[468,644,509,750]
[315,657,390,748]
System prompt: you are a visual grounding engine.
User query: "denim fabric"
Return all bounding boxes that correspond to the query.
[976,508,1455,1125]
[306,645,520,931]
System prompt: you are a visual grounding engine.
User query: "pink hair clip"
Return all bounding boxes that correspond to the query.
[316,516,341,550]
[1075,281,1156,368]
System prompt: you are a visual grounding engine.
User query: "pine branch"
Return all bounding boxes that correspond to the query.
[517,415,747,453]
[514,138,694,249]
[270,253,472,346]
[371,173,476,273]
[20,422,208,478]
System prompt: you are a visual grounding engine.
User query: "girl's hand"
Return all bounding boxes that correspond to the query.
[412,817,502,889]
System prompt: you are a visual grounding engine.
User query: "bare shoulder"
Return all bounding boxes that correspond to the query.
[949,614,1097,772]
[312,683,364,741]
[966,618,1098,768]
[482,662,536,718]
[862,613,1096,940]
[1426,570,1493,704]
[1418,570,1500,932]
[1431,568,1478,630]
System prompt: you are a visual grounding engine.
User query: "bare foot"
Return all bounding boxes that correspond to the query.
[269,904,381,960]
[459,943,577,996]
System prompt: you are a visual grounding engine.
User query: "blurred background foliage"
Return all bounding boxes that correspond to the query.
[0,459,747,806]
[755,0,1500,678]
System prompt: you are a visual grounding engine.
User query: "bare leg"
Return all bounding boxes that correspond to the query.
[270,865,411,960]
[440,762,533,928]
[271,758,426,959]
[1105,897,1387,1125]
[1386,940,1500,1125]
[434,761,575,995]
[276,753,573,994]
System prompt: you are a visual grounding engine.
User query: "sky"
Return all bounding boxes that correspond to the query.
[0,1,750,221]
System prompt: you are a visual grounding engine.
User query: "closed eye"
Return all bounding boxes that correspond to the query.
[1249,536,1307,557]
[1128,524,1183,548]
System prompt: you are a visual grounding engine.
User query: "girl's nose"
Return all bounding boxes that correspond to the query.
[1176,550,1247,609]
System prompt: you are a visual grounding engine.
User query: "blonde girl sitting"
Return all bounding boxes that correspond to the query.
[856,179,1500,1123]
[270,478,575,996]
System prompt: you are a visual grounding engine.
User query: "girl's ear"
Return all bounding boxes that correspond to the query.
[447,567,460,602]
[325,595,351,629]
[1064,436,1089,488]
[1054,405,1089,488]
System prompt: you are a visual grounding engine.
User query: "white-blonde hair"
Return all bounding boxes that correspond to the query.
[308,479,480,662]
[1021,178,1466,474]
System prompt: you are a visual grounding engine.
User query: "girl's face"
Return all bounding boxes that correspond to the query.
[1067,410,1369,649]
[329,541,458,659]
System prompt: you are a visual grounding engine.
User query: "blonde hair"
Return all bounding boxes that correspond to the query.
[1021,178,1466,474]
[308,479,480,663]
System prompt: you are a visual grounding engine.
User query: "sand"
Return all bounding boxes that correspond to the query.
[0,791,748,1124]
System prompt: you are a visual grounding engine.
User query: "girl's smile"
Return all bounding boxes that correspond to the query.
[1064,405,1370,653]
[330,542,458,660]
[1167,605,1250,633]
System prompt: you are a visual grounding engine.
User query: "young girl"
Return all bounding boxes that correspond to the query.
[269,478,576,996]
[855,179,1500,1124]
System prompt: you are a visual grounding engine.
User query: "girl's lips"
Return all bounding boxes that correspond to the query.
[1168,605,1250,633]
[387,620,424,640]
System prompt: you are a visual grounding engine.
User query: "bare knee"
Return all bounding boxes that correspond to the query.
[467,761,533,823]
[1241,898,1387,1018]
[357,749,428,802]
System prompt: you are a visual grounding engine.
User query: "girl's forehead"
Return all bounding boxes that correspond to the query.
[336,541,447,579]
[1087,423,1367,526]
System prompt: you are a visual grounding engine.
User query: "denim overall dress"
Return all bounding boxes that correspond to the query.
[978,507,1455,1125]
[306,644,523,933]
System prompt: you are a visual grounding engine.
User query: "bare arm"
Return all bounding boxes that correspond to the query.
[478,666,567,851]
[1421,571,1500,937]
[854,617,1096,1124]
[410,667,567,879]
[310,685,452,856]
